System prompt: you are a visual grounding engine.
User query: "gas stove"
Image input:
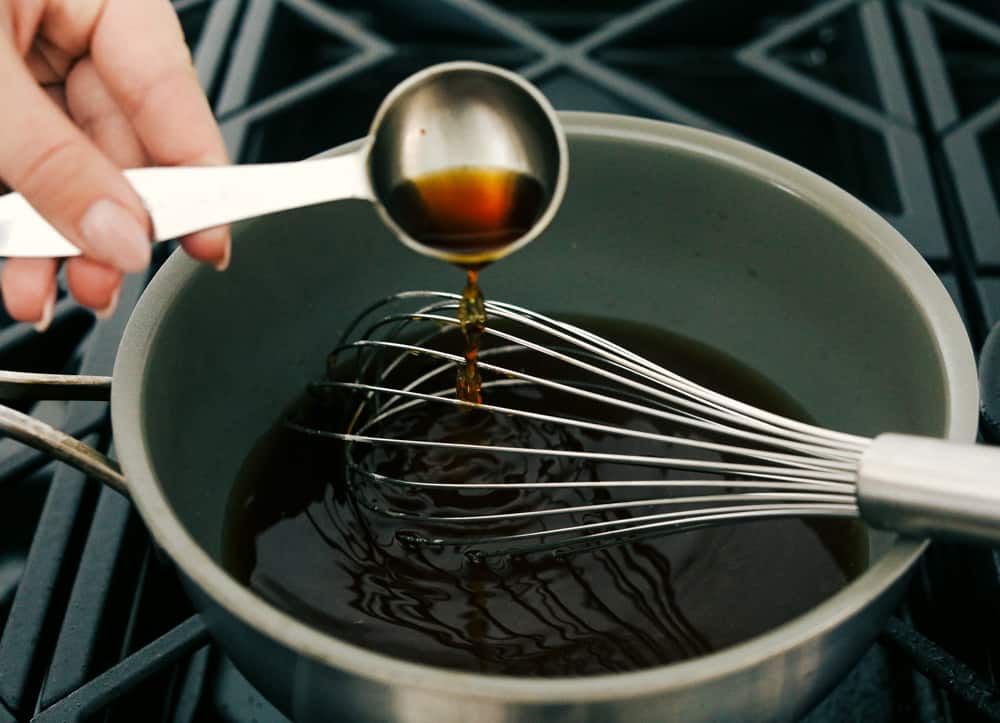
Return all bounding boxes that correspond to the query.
[1,1,999,721]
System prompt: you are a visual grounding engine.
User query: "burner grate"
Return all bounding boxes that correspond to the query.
[0,1,998,721]
[899,0,1000,324]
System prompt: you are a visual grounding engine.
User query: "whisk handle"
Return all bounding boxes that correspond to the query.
[858,433,1000,545]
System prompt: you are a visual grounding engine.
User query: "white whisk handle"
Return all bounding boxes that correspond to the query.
[858,433,1000,544]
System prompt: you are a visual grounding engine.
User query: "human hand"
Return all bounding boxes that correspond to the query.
[0,0,230,330]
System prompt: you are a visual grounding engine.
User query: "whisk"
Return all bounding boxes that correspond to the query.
[287,291,1000,557]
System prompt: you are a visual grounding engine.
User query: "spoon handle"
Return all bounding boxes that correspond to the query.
[0,150,371,259]
[858,433,1000,544]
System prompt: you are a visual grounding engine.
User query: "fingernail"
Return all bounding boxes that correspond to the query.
[214,234,231,272]
[80,199,151,273]
[32,288,56,333]
[95,287,120,321]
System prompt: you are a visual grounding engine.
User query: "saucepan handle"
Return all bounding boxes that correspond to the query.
[857,433,1000,544]
[0,370,112,401]
[0,370,126,495]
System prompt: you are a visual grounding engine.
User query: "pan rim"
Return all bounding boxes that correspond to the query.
[112,111,979,704]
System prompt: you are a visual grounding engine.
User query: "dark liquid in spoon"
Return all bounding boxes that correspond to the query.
[385,167,544,259]
[385,167,545,404]
[222,318,868,677]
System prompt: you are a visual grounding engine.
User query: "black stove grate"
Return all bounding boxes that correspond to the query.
[1,1,999,721]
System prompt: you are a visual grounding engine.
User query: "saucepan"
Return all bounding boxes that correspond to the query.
[0,113,981,722]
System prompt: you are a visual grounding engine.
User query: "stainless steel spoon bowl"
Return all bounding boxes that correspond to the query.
[0,61,568,266]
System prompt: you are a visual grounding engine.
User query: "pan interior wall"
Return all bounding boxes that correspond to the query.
[139,131,947,565]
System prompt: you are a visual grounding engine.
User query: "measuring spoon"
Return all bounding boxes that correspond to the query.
[0,62,568,268]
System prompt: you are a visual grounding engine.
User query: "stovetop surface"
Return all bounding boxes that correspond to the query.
[1,1,999,721]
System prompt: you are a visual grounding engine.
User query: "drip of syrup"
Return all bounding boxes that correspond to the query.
[457,269,486,404]
[386,167,545,403]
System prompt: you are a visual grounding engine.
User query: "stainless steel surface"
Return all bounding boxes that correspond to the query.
[304,291,1000,555]
[0,115,980,722]
[0,62,566,266]
[0,370,112,401]
[0,403,125,494]
[857,433,1000,543]
[0,155,370,258]
[368,63,568,265]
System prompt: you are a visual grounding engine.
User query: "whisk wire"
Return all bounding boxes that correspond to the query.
[322,336,865,465]
[398,504,860,560]
[296,291,872,556]
[311,381,859,473]
[329,296,868,461]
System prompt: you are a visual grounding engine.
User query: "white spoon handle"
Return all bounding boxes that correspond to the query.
[0,150,371,258]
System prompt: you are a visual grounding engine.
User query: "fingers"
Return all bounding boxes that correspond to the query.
[25,44,62,84]
[65,257,122,316]
[0,40,152,275]
[66,58,146,176]
[91,0,221,167]
[36,0,106,58]
[65,58,148,314]
[1,258,58,329]
[42,83,69,113]
[93,0,230,268]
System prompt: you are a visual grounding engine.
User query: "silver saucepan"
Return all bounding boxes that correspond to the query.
[0,113,979,722]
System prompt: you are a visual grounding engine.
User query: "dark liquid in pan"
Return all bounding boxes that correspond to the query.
[222,318,868,677]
